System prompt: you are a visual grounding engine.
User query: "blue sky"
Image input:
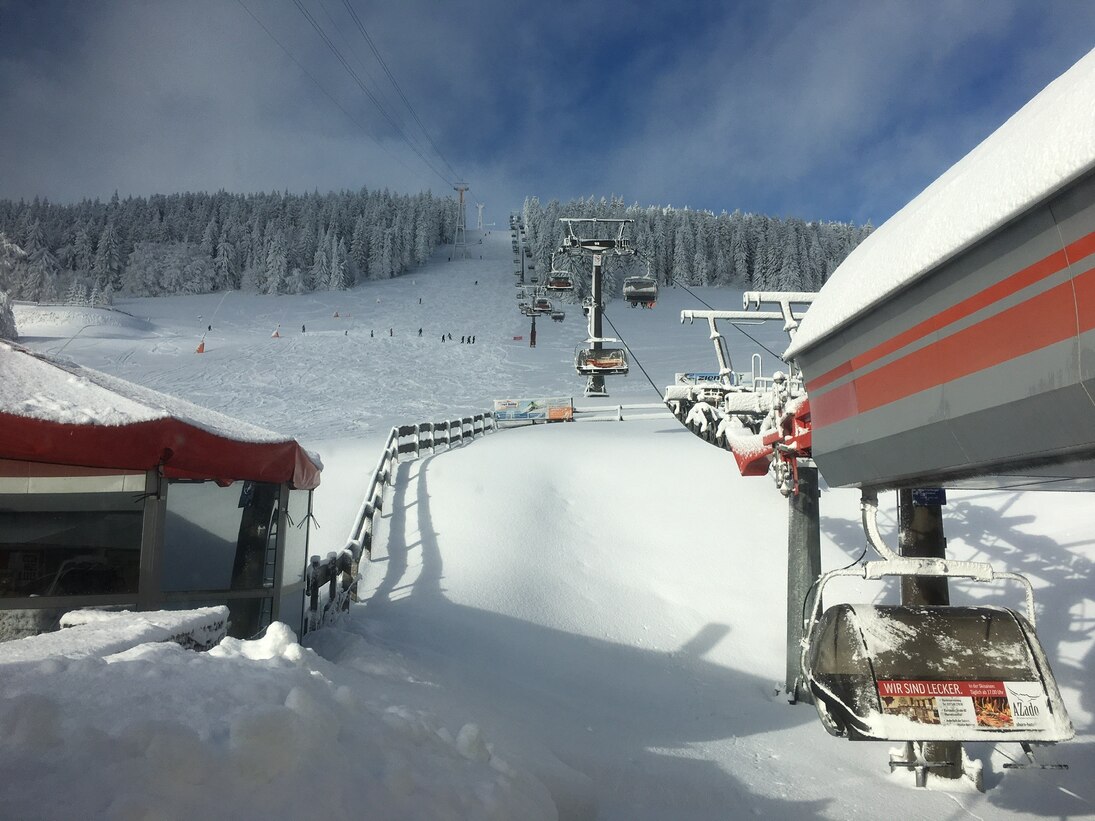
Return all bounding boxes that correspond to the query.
[1,0,1093,226]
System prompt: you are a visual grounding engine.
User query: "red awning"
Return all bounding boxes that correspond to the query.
[0,342,321,489]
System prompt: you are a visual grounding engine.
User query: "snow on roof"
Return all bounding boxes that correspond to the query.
[0,341,321,488]
[786,47,1095,359]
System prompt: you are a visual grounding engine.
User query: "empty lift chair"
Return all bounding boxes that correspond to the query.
[799,493,1072,768]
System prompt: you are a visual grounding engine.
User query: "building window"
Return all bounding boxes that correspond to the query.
[0,480,144,600]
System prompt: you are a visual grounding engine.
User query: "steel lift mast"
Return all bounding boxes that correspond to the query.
[558,218,635,396]
[453,184,469,259]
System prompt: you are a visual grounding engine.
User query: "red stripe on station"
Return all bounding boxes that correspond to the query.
[810,271,1088,428]
[808,229,1095,392]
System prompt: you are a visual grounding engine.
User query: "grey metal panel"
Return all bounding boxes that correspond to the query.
[799,201,1063,385]
[1054,174,1095,402]
[818,383,1095,489]
[803,167,1095,490]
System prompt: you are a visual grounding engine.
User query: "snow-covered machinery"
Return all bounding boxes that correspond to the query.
[663,291,814,494]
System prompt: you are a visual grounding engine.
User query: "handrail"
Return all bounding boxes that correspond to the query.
[572,402,673,422]
[304,410,496,633]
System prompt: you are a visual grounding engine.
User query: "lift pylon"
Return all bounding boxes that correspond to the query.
[557,218,636,396]
[453,184,469,259]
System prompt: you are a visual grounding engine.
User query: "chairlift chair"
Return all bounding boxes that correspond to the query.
[551,310,566,322]
[800,494,1073,747]
[533,297,553,313]
[575,343,629,376]
[547,272,574,290]
[623,275,658,308]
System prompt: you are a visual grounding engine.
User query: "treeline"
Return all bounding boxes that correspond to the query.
[0,188,457,304]
[521,195,871,296]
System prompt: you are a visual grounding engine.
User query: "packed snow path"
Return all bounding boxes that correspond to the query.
[323,418,1095,820]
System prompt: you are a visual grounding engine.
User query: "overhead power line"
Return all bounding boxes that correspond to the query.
[234,0,425,183]
[340,0,462,182]
[289,0,455,187]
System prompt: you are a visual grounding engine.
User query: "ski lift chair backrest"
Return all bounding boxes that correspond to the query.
[804,603,1073,743]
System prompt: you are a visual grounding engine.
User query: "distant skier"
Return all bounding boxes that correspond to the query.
[389,328,393,337]
[370,330,374,338]
[301,324,306,334]
[207,324,212,331]
[419,297,422,304]
[461,335,465,344]
[418,328,422,337]
[448,332,453,341]
[441,334,445,342]
[472,335,476,344]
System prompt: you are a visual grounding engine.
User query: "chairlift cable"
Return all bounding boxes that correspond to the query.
[673,279,787,363]
[314,0,428,160]
[601,311,667,404]
[289,0,455,187]
[340,0,462,181]
[233,0,425,182]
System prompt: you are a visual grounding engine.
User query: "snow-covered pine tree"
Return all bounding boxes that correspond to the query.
[214,230,235,290]
[199,218,217,260]
[0,289,16,340]
[92,222,121,292]
[310,237,330,291]
[327,233,347,290]
[351,215,370,281]
[263,229,288,295]
[73,223,95,275]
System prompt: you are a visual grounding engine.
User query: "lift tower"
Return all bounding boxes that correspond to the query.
[453,183,469,259]
[559,218,635,396]
[476,202,485,231]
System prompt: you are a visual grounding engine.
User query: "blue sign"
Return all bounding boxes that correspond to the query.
[911,488,947,507]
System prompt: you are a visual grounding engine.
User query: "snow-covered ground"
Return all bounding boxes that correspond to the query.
[3,227,1093,820]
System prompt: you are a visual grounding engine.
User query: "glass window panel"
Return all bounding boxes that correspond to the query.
[282,490,311,588]
[163,481,279,593]
[0,491,143,599]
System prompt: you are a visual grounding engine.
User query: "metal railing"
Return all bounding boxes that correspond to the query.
[304,411,496,633]
[572,402,673,422]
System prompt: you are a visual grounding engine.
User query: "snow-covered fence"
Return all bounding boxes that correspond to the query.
[572,402,672,422]
[304,411,496,633]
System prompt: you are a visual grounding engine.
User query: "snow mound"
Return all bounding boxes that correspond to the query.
[14,304,156,336]
[0,622,556,820]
